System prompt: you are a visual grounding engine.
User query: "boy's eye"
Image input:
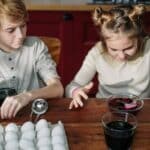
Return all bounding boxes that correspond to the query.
[20,23,26,29]
[21,24,26,28]
[5,28,15,33]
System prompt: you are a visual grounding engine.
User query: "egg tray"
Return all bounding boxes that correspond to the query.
[0,119,69,150]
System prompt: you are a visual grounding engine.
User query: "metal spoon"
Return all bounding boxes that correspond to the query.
[30,98,48,122]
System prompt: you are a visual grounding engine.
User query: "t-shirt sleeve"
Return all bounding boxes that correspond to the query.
[34,38,60,83]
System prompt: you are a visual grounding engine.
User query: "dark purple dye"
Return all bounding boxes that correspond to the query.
[104,121,135,150]
[109,97,137,110]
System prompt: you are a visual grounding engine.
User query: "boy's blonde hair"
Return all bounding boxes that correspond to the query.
[0,0,28,25]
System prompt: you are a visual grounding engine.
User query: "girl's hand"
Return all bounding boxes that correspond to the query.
[0,92,31,119]
[69,82,93,109]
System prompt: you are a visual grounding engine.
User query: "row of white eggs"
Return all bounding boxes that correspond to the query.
[0,119,65,136]
[0,119,69,150]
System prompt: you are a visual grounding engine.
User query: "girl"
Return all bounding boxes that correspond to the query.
[66,4,150,109]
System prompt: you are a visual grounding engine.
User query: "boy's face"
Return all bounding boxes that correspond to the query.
[0,16,27,52]
[105,33,138,62]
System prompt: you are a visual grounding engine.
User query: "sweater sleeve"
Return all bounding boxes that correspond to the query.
[65,46,98,97]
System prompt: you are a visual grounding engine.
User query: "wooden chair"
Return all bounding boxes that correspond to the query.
[39,36,61,64]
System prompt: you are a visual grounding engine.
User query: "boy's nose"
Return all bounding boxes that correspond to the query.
[16,28,24,38]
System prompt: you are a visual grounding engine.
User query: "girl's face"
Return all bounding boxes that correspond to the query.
[0,16,27,52]
[105,33,138,61]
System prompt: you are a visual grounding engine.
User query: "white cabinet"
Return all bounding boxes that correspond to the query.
[24,0,92,4]
[25,0,61,4]
[61,0,92,4]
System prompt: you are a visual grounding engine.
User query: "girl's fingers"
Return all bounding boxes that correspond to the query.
[69,95,84,110]
[69,100,77,109]
[74,96,84,107]
[79,91,88,100]
[69,101,74,109]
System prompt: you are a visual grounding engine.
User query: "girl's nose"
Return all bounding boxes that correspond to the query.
[118,51,126,60]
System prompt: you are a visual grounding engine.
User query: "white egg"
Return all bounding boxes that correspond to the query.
[0,133,4,143]
[19,139,35,149]
[37,127,51,139]
[0,124,4,134]
[26,148,36,150]
[5,131,18,142]
[0,145,3,150]
[53,144,67,150]
[5,140,19,150]
[21,121,34,133]
[52,135,66,145]
[37,136,52,147]
[5,123,19,133]
[21,130,36,141]
[36,119,49,131]
[52,125,65,136]
[39,145,53,150]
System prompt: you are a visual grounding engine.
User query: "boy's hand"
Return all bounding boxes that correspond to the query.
[0,92,31,119]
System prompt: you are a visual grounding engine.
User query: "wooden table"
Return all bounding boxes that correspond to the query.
[1,98,150,150]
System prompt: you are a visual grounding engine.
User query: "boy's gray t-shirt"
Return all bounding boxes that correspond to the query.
[0,36,59,93]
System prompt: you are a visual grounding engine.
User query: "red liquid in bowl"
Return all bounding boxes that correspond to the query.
[108,97,143,113]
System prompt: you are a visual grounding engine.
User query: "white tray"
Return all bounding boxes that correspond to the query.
[0,119,69,150]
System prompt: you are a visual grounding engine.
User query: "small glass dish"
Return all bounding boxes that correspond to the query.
[107,94,144,114]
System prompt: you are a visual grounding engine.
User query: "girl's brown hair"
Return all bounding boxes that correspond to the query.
[92,4,146,40]
[0,0,28,24]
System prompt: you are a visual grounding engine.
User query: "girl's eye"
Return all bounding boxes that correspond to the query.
[109,48,118,52]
